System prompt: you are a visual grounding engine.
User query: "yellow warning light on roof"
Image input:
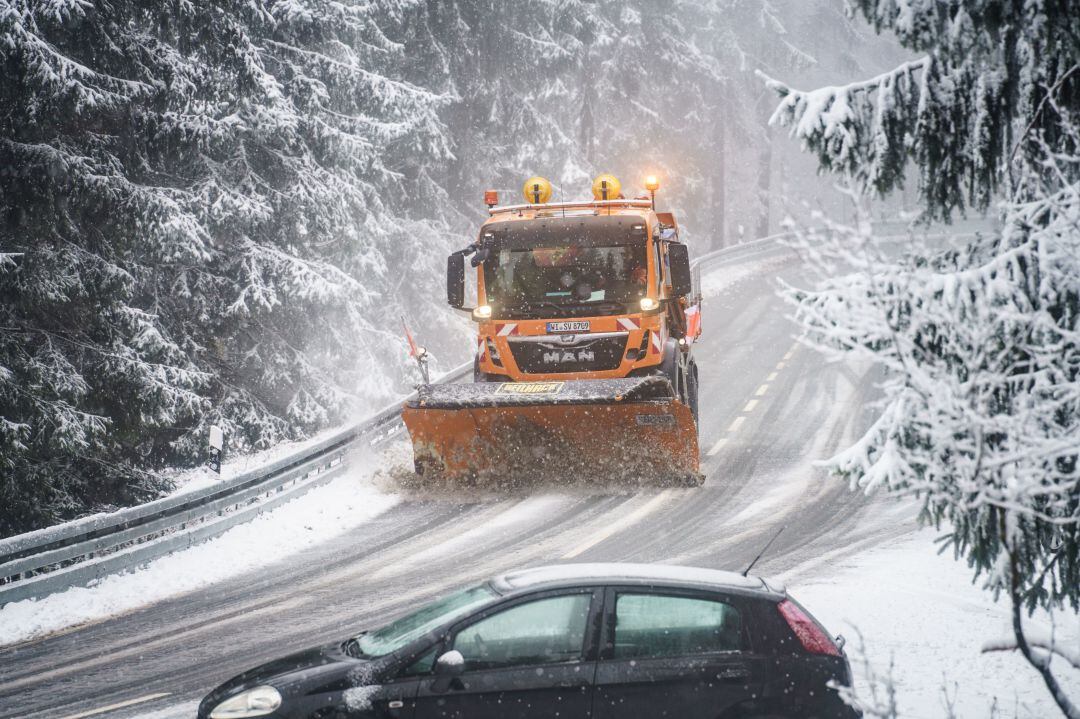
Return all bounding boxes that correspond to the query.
[645,175,660,192]
[522,176,553,204]
[591,174,622,201]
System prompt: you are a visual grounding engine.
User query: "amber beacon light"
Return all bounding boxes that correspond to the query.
[645,175,660,208]
[522,176,553,204]
[591,174,622,201]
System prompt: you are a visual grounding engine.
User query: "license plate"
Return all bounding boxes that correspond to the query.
[636,414,677,427]
[547,321,590,333]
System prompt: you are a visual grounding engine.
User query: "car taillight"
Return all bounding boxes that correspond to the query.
[777,599,841,657]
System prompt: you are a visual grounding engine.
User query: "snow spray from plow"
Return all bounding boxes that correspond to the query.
[403,377,702,485]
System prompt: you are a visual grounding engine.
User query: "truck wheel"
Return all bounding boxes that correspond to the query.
[658,340,685,402]
[688,359,700,428]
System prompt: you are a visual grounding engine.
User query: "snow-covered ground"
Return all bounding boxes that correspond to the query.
[158,422,366,499]
[7,468,1077,717]
[0,459,398,647]
[787,529,1080,718]
[700,252,795,299]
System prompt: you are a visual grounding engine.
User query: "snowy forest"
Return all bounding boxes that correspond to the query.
[0,0,906,535]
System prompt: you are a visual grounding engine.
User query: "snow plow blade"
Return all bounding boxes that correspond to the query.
[402,376,701,485]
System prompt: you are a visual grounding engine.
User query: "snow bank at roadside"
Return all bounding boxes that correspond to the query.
[160,420,365,499]
[0,463,398,647]
[787,530,1080,718]
[700,253,794,299]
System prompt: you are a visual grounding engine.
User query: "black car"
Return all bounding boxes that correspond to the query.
[199,563,857,719]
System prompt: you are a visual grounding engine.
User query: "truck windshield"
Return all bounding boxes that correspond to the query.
[483,244,648,317]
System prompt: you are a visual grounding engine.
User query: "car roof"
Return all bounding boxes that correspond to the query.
[490,563,786,600]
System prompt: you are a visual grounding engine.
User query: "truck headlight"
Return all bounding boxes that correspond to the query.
[472,305,492,320]
[210,686,282,718]
[640,297,659,311]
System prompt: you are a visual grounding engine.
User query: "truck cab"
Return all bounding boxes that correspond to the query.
[447,178,702,420]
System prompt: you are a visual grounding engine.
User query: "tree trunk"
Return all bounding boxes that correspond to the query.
[756,123,773,240]
[713,100,727,250]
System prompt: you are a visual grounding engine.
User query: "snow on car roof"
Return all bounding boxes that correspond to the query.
[494,563,771,593]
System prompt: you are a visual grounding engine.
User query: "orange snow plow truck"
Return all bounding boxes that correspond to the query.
[402,174,703,485]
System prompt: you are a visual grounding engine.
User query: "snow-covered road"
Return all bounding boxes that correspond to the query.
[2,247,1067,718]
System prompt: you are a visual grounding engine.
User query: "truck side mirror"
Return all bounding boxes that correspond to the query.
[667,243,692,297]
[447,253,465,308]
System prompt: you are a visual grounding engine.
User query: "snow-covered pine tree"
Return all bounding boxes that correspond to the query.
[403,0,602,209]
[406,0,825,253]
[765,2,1079,714]
[390,0,605,366]
[584,0,729,245]
[0,0,449,536]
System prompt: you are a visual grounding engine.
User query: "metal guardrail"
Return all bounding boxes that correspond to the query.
[0,363,473,606]
[0,234,798,608]
[693,231,794,270]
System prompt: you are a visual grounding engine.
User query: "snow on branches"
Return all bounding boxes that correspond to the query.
[788,158,1079,610]
[765,1,1079,222]
[769,1,1079,714]
[0,0,450,535]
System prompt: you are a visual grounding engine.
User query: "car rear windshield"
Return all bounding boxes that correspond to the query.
[357,585,496,657]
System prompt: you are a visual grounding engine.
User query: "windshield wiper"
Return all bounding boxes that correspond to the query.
[533,300,570,314]
[504,300,626,318]
[500,300,567,316]
[343,632,368,658]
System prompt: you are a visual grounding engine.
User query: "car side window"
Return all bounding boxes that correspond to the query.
[452,594,591,671]
[612,593,743,660]
[400,647,439,677]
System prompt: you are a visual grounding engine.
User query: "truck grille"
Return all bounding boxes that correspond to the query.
[509,333,628,374]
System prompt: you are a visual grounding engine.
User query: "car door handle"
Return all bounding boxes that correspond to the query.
[713,669,751,683]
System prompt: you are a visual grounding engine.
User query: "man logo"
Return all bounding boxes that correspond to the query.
[543,349,595,364]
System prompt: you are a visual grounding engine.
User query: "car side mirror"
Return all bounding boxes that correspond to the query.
[434,650,465,677]
[447,253,465,308]
[430,650,465,694]
[667,243,692,297]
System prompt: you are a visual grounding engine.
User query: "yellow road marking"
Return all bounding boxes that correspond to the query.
[754,384,768,397]
[743,399,759,412]
[775,361,785,370]
[706,437,728,457]
[766,371,778,382]
[58,693,171,719]
[726,416,746,433]
[562,491,673,559]
[783,349,794,361]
